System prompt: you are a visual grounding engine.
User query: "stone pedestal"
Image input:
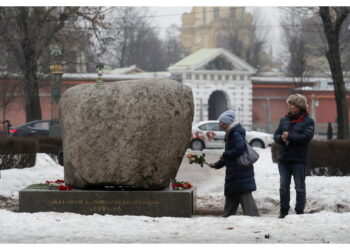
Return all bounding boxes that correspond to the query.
[19,186,196,217]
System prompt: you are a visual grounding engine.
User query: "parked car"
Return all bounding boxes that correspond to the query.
[9,119,52,137]
[189,120,274,151]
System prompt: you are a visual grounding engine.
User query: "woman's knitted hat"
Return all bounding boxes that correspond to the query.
[218,110,236,125]
[286,94,308,110]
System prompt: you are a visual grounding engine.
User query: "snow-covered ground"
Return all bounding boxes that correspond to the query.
[0,149,350,243]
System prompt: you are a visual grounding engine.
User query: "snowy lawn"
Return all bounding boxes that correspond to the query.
[0,149,350,243]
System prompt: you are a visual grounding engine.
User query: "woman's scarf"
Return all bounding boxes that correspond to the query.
[287,110,308,124]
[286,110,308,131]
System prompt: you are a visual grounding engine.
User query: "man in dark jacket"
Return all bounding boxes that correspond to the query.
[209,110,259,217]
[274,94,315,218]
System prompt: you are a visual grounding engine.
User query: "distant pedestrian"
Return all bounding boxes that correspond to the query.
[5,120,11,135]
[1,120,11,135]
[274,94,315,218]
[327,122,333,140]
[209,110,260,217]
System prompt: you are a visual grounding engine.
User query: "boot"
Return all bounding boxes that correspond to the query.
[278,209,288,219]
[295,209,304,215]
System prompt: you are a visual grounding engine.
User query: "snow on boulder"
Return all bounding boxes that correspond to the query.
[59,79,194,189]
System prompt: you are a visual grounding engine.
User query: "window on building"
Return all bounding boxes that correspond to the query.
[240,75,245,80]
[218,75,222,80]
[233,75,237,80]
[210,74,215,80]
[203,74,207,80]
[186,73,192,80]
[214,7,220,19]
[195,74,200,80]
[225,75,230,80]
[205,56,233,70]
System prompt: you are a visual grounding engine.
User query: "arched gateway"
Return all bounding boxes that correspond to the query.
[208,90,228,120]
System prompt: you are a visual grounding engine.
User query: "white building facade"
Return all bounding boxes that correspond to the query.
[168,48,256,129]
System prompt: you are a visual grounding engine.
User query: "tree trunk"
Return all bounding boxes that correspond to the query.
[22,50,42,122]
[1,92,5,123]
[326,44,349,139]
[319,7,350,139]
[18,8,42,122]
[23,72,42,122]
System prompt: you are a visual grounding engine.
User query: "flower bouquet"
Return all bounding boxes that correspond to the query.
[46,180,73,191]
[187,153,209,167]
[171,179,193,190]
[28,179,73,191]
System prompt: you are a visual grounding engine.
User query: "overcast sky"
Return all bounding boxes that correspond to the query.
[149,6,192,28]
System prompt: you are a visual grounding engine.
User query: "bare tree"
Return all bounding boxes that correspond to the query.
[280,8,315,90]
[245,9,270,70]
[338,13,350,79]
[0,7,106,122]
[101,7,169,72]
[128,22,164,71]
[162,24,184,69]
[0,74,20,127]
[319,7,350,139]
[278,7,350,139]
[101,7,146,68]
[217,8,270,70]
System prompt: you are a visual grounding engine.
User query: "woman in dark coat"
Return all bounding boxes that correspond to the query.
[274,94,315,218]
[209,110,259,217]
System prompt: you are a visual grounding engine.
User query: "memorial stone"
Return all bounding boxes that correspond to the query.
[59,79,194,189]
[19,78,196,217]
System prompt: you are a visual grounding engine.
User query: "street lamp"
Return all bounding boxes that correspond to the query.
[49,47,63,136]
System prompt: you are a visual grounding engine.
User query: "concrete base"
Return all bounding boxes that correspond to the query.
[19,186,197,217]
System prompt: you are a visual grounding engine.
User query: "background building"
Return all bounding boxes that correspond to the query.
[2,50,349,138]
[181,7,251,52]
[251,76,350,136]
[168,48,256,129]
[180,6,275,73]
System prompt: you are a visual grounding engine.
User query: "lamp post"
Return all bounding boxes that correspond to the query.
[263,97,272,133]
[96,63,104,83]
[49,47,63,136]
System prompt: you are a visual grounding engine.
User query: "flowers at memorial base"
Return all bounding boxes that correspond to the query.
[46,179,64,185]
[45,179,72,191]
[58,184,72,191]
[186,153,208,167]
[171,179,193,190]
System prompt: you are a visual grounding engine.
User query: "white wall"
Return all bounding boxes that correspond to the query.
[182,71,252,130]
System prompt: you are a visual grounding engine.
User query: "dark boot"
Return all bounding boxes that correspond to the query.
[295,209,304,215]
[278,209,288,219]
